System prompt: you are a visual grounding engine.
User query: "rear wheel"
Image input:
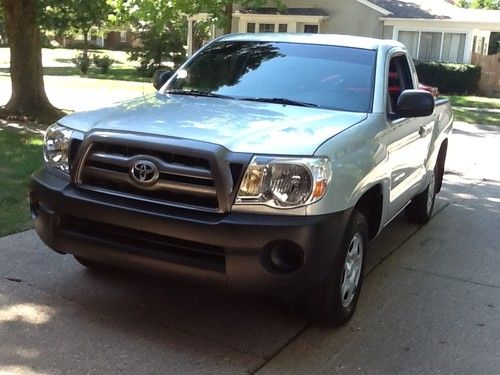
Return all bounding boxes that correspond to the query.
[303,210,368,326]
[405,168,436,224]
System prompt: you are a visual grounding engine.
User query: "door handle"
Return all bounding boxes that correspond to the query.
[419,126,429,137]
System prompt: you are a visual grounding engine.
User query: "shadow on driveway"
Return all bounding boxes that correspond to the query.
[1,174,498,373]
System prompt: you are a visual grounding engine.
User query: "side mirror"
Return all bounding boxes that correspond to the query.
[395,89,435,118]
[152,69,173,90]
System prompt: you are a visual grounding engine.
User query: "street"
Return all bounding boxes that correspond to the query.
[0,121,499,374]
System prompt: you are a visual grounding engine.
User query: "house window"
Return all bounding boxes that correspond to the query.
[278,24,288,33]
[480,37,487,54]
[442,33,466,62]
[418,32,442,61]
[304,25,319,33]
[247,23,256,33]
[120,31,127,43]
[398,30,466,63]
[259,24,275,33]
[398,31,419,58]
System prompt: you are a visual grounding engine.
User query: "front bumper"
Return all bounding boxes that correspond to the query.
[30,168,351,297]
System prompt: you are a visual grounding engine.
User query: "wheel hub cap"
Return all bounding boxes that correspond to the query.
[341,233,364,308]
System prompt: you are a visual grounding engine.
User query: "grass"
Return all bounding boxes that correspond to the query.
[0,47,150,83]
[445,96,500,126]
[452,108,500,126]
[43,66,148,82]
[447,96,500,110]
[0,124,44,237]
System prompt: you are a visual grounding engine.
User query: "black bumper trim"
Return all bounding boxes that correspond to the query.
[31,168,352,296]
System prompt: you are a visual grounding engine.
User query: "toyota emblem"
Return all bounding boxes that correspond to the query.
[130,160,159,186]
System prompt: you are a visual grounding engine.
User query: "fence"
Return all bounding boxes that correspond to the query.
[471,52,500,98]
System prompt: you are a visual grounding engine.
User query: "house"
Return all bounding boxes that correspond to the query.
[187,0,500,64]
[60,30,140,50]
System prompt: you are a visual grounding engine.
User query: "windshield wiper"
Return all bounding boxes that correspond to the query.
[240,97,319,108]
[165,89,234,100]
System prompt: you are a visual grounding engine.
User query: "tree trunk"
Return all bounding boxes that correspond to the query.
[83,28,90,58]
[0,0,63,122]
[223,2,233,35]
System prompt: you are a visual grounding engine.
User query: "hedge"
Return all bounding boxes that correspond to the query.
[414,61,481,95]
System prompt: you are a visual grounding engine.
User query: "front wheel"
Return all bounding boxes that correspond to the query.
[405,168,436,224]
[303,210,368,326]
[73,255,107,271]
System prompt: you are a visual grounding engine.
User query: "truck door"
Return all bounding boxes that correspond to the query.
[384,54,434,221]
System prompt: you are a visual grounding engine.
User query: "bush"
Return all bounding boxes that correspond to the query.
[415,61,481,95]
[92,54,114,74]
[73,53,91,74]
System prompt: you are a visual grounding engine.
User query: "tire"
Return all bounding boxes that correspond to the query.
[435,144,447,194]
[303,210,368,326]
[73,255,106,270]
[405,168,436,224]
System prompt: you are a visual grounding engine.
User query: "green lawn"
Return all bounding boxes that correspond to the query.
[0,47,158,237]
[0,124,43,237]
[447,95,500,110]
[452,107,500,126]
[445,96,500,126]
[0,47,149,83]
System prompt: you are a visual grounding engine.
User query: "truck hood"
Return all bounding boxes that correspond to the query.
[60,94,367,155]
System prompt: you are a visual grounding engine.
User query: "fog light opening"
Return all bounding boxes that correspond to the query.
[263,241,304,275]
[30,191,39,219]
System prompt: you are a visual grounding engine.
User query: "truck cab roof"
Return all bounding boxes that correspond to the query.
[217,33,405,51]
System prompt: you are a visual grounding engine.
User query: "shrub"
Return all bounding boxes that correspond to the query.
[92,54,114,74]
[414,61,481,95]
[73,53,91,74]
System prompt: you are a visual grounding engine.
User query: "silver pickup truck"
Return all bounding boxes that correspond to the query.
[31,33,452,325]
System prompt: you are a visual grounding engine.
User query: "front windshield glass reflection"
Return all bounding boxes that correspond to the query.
[166,41,376,113]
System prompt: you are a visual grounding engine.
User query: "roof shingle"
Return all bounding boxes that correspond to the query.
[369,0,500,22]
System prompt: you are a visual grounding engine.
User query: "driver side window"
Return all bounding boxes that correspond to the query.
[387,55,414,116]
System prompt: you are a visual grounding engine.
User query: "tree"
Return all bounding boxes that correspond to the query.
[118,0,187,73]
[455,0,500,8]
[177,0,284,34]
[115,0,284,73]
[470,0,500,9]
[40,0,114,54]
[0,0,62,122]
[455,0,471,7]
[0,4,7,45]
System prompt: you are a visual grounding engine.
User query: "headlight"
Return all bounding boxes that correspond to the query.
[43,124,74,173]
[236,156,331,208]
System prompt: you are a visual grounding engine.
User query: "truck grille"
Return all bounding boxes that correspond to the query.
[75,137,249,212]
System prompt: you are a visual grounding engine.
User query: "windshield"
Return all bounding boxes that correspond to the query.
[166,41,376,113]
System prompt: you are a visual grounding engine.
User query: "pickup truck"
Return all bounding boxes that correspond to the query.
[31,33,453,325]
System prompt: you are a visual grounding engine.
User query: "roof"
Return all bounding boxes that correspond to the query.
[368,0,500,22]
[218,33,404,51]
[238,7,329,17]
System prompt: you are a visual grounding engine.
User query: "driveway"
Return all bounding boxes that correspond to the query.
[0,122,499,374]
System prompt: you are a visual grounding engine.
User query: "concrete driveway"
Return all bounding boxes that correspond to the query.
[0,122,499,374]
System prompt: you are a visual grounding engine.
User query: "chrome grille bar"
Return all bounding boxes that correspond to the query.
[84,166,217,197]
[72,132,250,213]
[88,152,214,180]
